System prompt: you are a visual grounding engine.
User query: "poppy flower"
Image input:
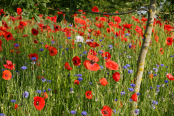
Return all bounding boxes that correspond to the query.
[4,60,15,70]
[154,36,159,42]
[31,28,39,36]
[159,48,164,55]
[4,32,13,41]
[28,53,39,61]
[83,55,100,71]
[17,8,22,15]
[74,80,80,84]
[2,70,12,80]
[101,52,111,61]
[72,56,81,66]
[101,105,113,116]
[112,72,120,82]
[105,60,119,70]
[114,16,121,24]
[22,34,28,37]
[123,23,132,29]
[42,92,48,99]
[98,78,108,86]
[166,37,173,46]
[88,49,97,56]
[85,91,93,99]
[45,44,50,49]
[64,62,73,71]
[14,104,19,110]
[131,93,138,102]
[167,73,174,81]
[149,74,153,79]
[91,6,99,12]
[33,96,45,110]
[48,46,57,56]
[135,26,143,35]
[89,42,100,48]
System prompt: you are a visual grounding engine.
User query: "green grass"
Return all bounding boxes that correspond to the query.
[0,12,173,116]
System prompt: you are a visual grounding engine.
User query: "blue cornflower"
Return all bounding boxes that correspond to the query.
[43,90,46,92]
[59,46,62,48]
[0,113,6,116]
[48,88,51,91]
[123,66,127,69]
[77,74,82,77]
[161,64,164,66]
[11,99,16,103]
[109,45,113,49]
[78,77,83,81]
[128,70,133,74]
[134,109,140,115]
[39,48,44,51]
[89,82,92,84]
[36,90,42,94]
[152,101,158,105]
[1,69,5,71]
[165,80,169,83]
[83,51,87,54]
[115,99,118,101]
[125,33,129,36]
[41,42,44,44]
[121,91,126,95]
[41,78,46,82]
[170,55,173,57]
[102,37,104,39]
[68,37,71,39]
[21,66,27,70]
[31,57,36,60]
[150,87,153,89]
[99,39,102,41]
[156,64,159,68]
[128,88,134,92]
[101,45,103,47]
[22,91,29,98]
[79,45,82,47]
[107,72,109,75]
[70,110,76,114]
[156,88,160,92]
[129,44,132,48]
[115,35,117,37]
[47,80,51,83]
[66,48,69,50]
[100,65,104,69]
[15,44,19,47]
[154,74,157,76]
[51,41,55,44]
[137,93,140,96]
[81,111,87,115]
[130,83,135,87]
[157,85,160,88]
[153,68,158,72]
[69,24,72,27]
[91,39,94,41]
[62,52,64,55]
[126,64,130,67]
[98,51,103,54]
[70,88,73,91]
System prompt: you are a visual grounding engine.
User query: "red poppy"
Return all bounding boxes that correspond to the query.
[0,9,5,15]
[17,8,22,15]
[22,34,28,37]
[101,105,113,116]
[114,16,121,24]
[33,96,45,110]
[83,55,100,71]
[4,60,15,70]
[0,39,2,46]
[31,28,39,36]
[123,23,132,29]
[89,42,100,47]
[98,78,108,86]
[159,48,164,55]
[156,20,162,27]
[2,70,12,80]
[112,72,120,82]
[88,49,97,56]
[14,104,19,110]
[19,21,27,27]
[91,6,99,12]
[105,60,119,70]
[64,62,72,71]
[28,53,39,61]
[167,73,174,81]
[85,90,93,99]
[4,32,13,41]
[154,36,159,42]
[74,80,80,84]
[72,56,81,66]
[135,26,143,35]
[45,44,50,49]
[166,37,173,46]
[34,39,38,44]
[149,74,153,79]
[48,46,58,56]
[131,93,137,102]
[101,52,111,61]
[42,92,48,99]
[106,28,111,33]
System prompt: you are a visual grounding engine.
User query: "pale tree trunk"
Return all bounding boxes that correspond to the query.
[131,0,156,115]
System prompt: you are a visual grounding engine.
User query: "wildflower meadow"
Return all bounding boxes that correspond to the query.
[0,6,174,116]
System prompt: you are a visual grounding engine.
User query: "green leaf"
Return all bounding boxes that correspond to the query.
[49,21,54,30]
[33,13,40,22]
[40,0,50,3]
[12,0,20,4]
[57,14,63,23]
[65,14,70,23]
[40,3,46,8]
[44,20,49,25]
[27,12,33,19]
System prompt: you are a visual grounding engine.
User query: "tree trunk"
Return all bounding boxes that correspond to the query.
[131,0,156,115]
